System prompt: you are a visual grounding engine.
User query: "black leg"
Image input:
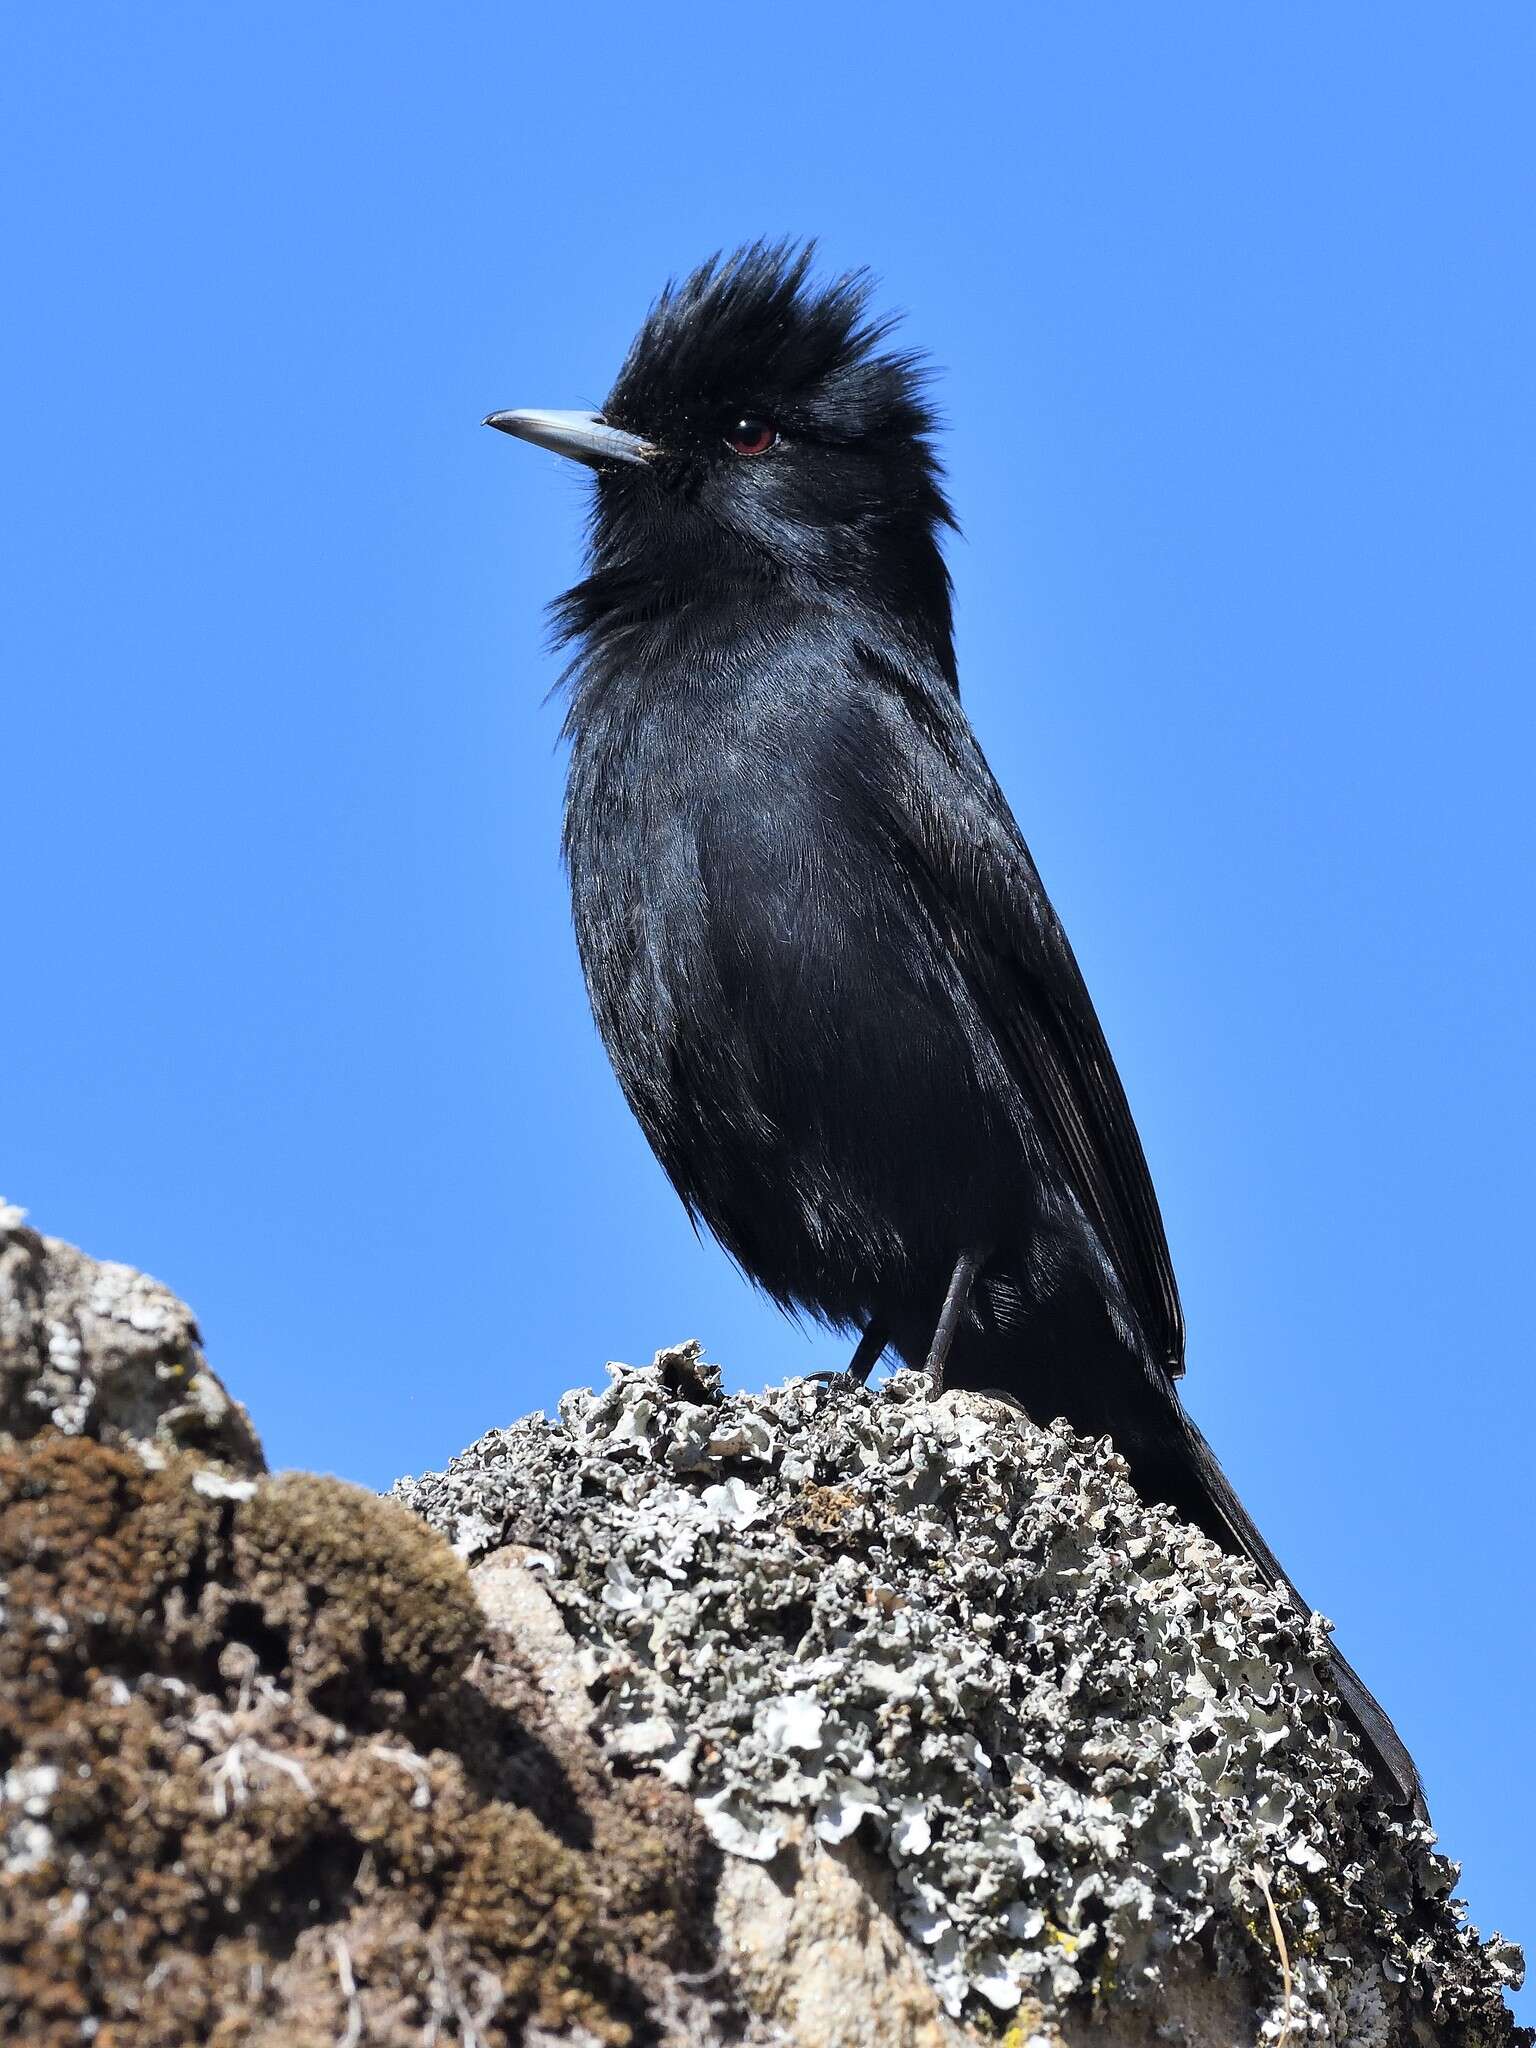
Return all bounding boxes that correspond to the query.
[807,1319,889,1388]
[924,1248,987,1393]
[847,1321,888,1385]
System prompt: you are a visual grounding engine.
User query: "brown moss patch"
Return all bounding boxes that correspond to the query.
[0,1435,728,2045]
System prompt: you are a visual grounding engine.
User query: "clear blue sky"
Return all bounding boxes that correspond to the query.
[4,3,1531,2006]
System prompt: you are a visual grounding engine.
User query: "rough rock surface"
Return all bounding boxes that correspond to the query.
[0,1209,747,2047]
[1,1203,1526,2046]
[396,1342,1527,2047]
[0,1198,261,1468]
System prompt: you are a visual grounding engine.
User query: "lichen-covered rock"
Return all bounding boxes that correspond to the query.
[473,1541,974,2048]
[3,1210,1525,2047]
[395,1343,1527,2047]
[0,1200,261,1470]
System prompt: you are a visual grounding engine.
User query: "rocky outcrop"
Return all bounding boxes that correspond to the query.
[396,1344,1524,2047]
[0,1199,261,1467]
[0,1209,739,2047]
[1,1202,1526,2046]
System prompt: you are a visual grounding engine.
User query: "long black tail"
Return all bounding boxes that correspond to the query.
[931,1290,1427,1818]
[1165,1395,1426,1818]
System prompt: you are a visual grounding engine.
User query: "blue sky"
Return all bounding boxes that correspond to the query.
[3,3,1531,2007]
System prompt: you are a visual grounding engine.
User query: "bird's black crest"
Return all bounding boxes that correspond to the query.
[604,240,940,446]
[551,243,957,686]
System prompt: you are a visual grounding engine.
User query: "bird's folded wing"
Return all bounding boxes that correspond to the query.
[846,667,1186,1382]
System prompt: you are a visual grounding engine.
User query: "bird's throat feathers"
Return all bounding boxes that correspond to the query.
[554,535,958,745]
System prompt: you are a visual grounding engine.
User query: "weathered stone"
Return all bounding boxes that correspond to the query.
[398,1343,1528,2047]
[0,1201,262,1470]
[1,1212,1525,2046]
[715,1821,980,2048]
[0,1219,749,2048]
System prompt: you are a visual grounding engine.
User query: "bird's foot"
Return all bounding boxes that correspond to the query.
[806,1321,889,1387]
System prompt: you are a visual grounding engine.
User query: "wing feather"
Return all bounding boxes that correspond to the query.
[847,653,1186,1379]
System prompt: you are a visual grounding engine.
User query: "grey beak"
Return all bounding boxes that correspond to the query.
[482,407,655,469]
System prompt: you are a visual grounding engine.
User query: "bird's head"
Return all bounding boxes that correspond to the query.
[487,243,955,653]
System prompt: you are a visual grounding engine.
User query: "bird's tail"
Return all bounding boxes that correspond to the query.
[1167,1396,1426,1819]
[921,1288,1425,1815]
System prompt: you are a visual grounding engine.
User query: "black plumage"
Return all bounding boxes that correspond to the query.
[487,243,1422,1812]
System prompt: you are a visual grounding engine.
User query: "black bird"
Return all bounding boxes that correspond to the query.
[486,243,1422,1812]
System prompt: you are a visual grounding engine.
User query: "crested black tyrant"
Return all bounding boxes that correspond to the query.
[485,242,1423,1813]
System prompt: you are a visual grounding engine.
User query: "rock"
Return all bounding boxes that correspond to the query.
[0,1213,750,2048]
[470,1542,966,2048]
[0,1200,261,1469]
[714,1819,979,2048]
[0,1207,1526,2046]
[397,1343,1529,2048]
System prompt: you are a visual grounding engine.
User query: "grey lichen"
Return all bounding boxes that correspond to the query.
[0,1200,262,1471]
[395,1344,1524,2046]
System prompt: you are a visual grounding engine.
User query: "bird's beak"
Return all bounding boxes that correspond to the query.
[482,407,655,469]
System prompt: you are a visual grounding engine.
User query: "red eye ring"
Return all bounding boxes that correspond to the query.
[724,417,778,456]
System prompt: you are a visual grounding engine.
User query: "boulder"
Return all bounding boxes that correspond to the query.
[1,1205,1525,2046]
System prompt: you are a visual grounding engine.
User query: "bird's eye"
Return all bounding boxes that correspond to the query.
[723,417,778,456]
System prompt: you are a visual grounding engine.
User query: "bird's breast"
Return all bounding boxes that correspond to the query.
[562,665,1033,1299]
[571,704,986,1104]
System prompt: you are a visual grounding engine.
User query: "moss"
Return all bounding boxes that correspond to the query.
[228,1470,483,1706]
[0,1433,724,2045]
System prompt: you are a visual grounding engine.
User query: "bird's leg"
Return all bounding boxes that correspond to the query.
[846,1321,888,1385]
[924,1248,988,1394]
[807,1319,889,1387]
